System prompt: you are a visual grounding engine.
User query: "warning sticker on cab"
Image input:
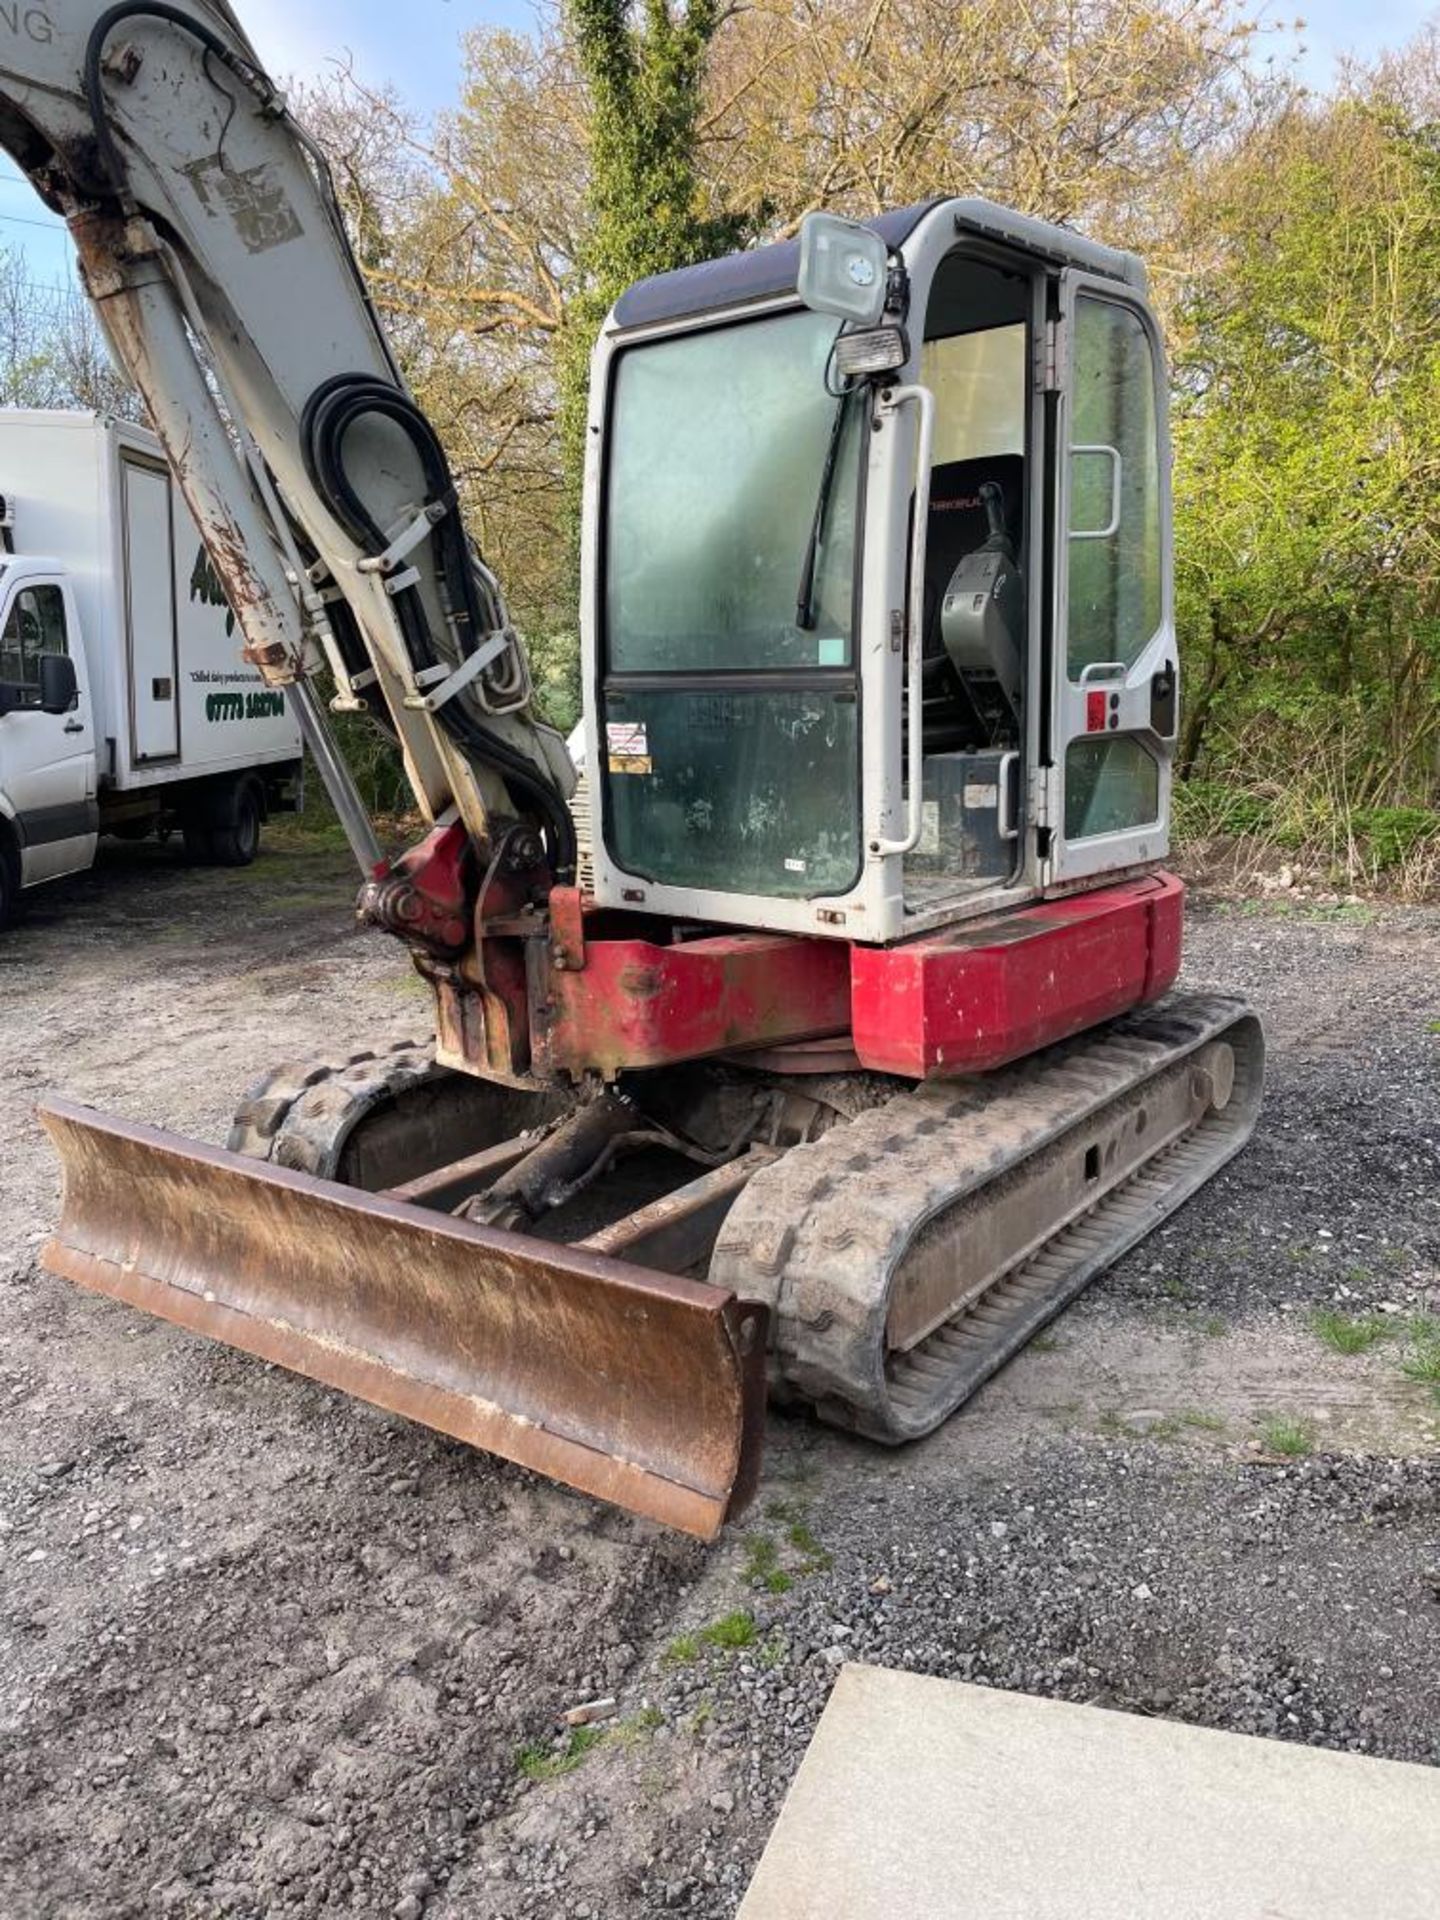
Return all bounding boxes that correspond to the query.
[606,719,651,774]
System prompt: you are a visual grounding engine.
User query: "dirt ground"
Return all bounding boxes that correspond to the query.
[1,831,1437,1919]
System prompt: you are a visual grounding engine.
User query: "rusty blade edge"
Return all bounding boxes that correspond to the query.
[43,1234,738,1542]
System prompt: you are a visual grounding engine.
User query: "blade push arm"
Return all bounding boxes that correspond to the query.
[0,0,574,878]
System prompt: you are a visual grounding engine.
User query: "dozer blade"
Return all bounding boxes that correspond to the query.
[38,1097,767,1539]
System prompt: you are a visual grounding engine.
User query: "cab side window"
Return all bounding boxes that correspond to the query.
[1066,299,1162,678]
[0,585,69,693]
[1063,298,1164,840]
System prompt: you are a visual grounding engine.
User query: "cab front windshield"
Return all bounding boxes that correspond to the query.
[601,307,864,900]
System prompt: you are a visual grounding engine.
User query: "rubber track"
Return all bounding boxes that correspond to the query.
[227,1039,439,1179]
[711,992,1264,1443]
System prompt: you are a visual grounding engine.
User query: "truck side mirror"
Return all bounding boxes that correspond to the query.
[38,652,78,715]
[797,213,889,329]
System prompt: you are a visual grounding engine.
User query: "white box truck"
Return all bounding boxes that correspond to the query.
[0,409,302,925]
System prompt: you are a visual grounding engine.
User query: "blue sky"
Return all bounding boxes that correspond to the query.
[2,0,1436,284]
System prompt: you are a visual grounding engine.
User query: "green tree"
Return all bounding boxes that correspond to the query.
[1170,92,1440,826]
[560,1,750,514]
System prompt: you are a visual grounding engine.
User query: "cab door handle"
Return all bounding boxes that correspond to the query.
[63,718,85,733]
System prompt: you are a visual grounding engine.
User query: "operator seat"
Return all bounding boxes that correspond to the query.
[921,454,1025,750]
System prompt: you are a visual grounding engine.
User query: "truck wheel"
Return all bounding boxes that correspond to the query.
[0,842,18,931]
[208,779,263,868]
[183,823,215,863]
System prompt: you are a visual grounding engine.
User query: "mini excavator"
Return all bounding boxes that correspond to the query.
[0,2,1262,1537]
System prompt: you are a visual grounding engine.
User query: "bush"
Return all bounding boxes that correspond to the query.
[1172,700,1438,898]
[1171,778,1274,840]
[1351,806,1439,871]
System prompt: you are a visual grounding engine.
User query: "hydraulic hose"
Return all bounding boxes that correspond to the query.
[83,4,277,207]
[300,374,577,879]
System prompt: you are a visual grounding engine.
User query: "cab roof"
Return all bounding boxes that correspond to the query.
[611,197,1146,333]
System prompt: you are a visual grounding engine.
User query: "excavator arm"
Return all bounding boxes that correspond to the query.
[0,0,575,886]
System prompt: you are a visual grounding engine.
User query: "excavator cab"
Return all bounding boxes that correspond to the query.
[0,4,1259,1542]
[584,201,1177,943]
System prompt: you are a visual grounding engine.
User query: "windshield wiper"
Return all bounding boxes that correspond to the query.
[794,391,852,632]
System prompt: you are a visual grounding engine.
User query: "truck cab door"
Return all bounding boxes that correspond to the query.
[0,580,98,884]
[1043,273,1176,884]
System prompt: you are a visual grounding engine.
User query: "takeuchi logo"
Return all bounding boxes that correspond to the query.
[189,546,236,635]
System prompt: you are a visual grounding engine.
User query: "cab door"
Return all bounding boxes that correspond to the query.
[1045,273,1176,883]
[0,580,98,883]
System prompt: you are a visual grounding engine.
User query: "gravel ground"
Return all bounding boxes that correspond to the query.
[0,844,1437,1918]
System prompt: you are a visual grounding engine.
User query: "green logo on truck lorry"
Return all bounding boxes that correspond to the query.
[189,545,236,635]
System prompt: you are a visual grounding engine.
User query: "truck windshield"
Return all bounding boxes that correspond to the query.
[600,307,865,902]
[605,309,862,674]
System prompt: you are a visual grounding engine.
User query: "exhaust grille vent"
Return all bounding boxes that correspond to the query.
[569,769,594,894]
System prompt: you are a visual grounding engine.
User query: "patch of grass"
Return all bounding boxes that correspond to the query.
[1030,1331,1063,1354]
[686,1697,715,1737]
[1427,1019,1440,1036]
[516,1724,604,1783]
[375,970,431,998]
[1181,1408,1227,1433]
[610,1707,664,1747]
[1395,1318,1440,1402]
[521,1705,665,1776]
[742,1532,777,1575]
[668,1609,765,1668]
[786,1520,833,1574]
[1200,1315,1228,1338]
[1399,1344,1440,1385]
[1309,1308,1394,1356]
[1106,1408,1227,1442]
[265,810,356,856]
[699,1610,757,1651]
[1259,1416,1315,1458]
[1235,891,1378,929]
[1300,901,1375,927]
[1161,1273,1193,1302]
[758,1633,788,1670]
[740,1532,793,1592]
[1405,1320,1440,1413]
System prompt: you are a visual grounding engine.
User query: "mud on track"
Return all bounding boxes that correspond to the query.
[1,844,1437,1917]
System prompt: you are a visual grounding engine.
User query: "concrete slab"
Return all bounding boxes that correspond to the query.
[739,1665,1440,1919]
